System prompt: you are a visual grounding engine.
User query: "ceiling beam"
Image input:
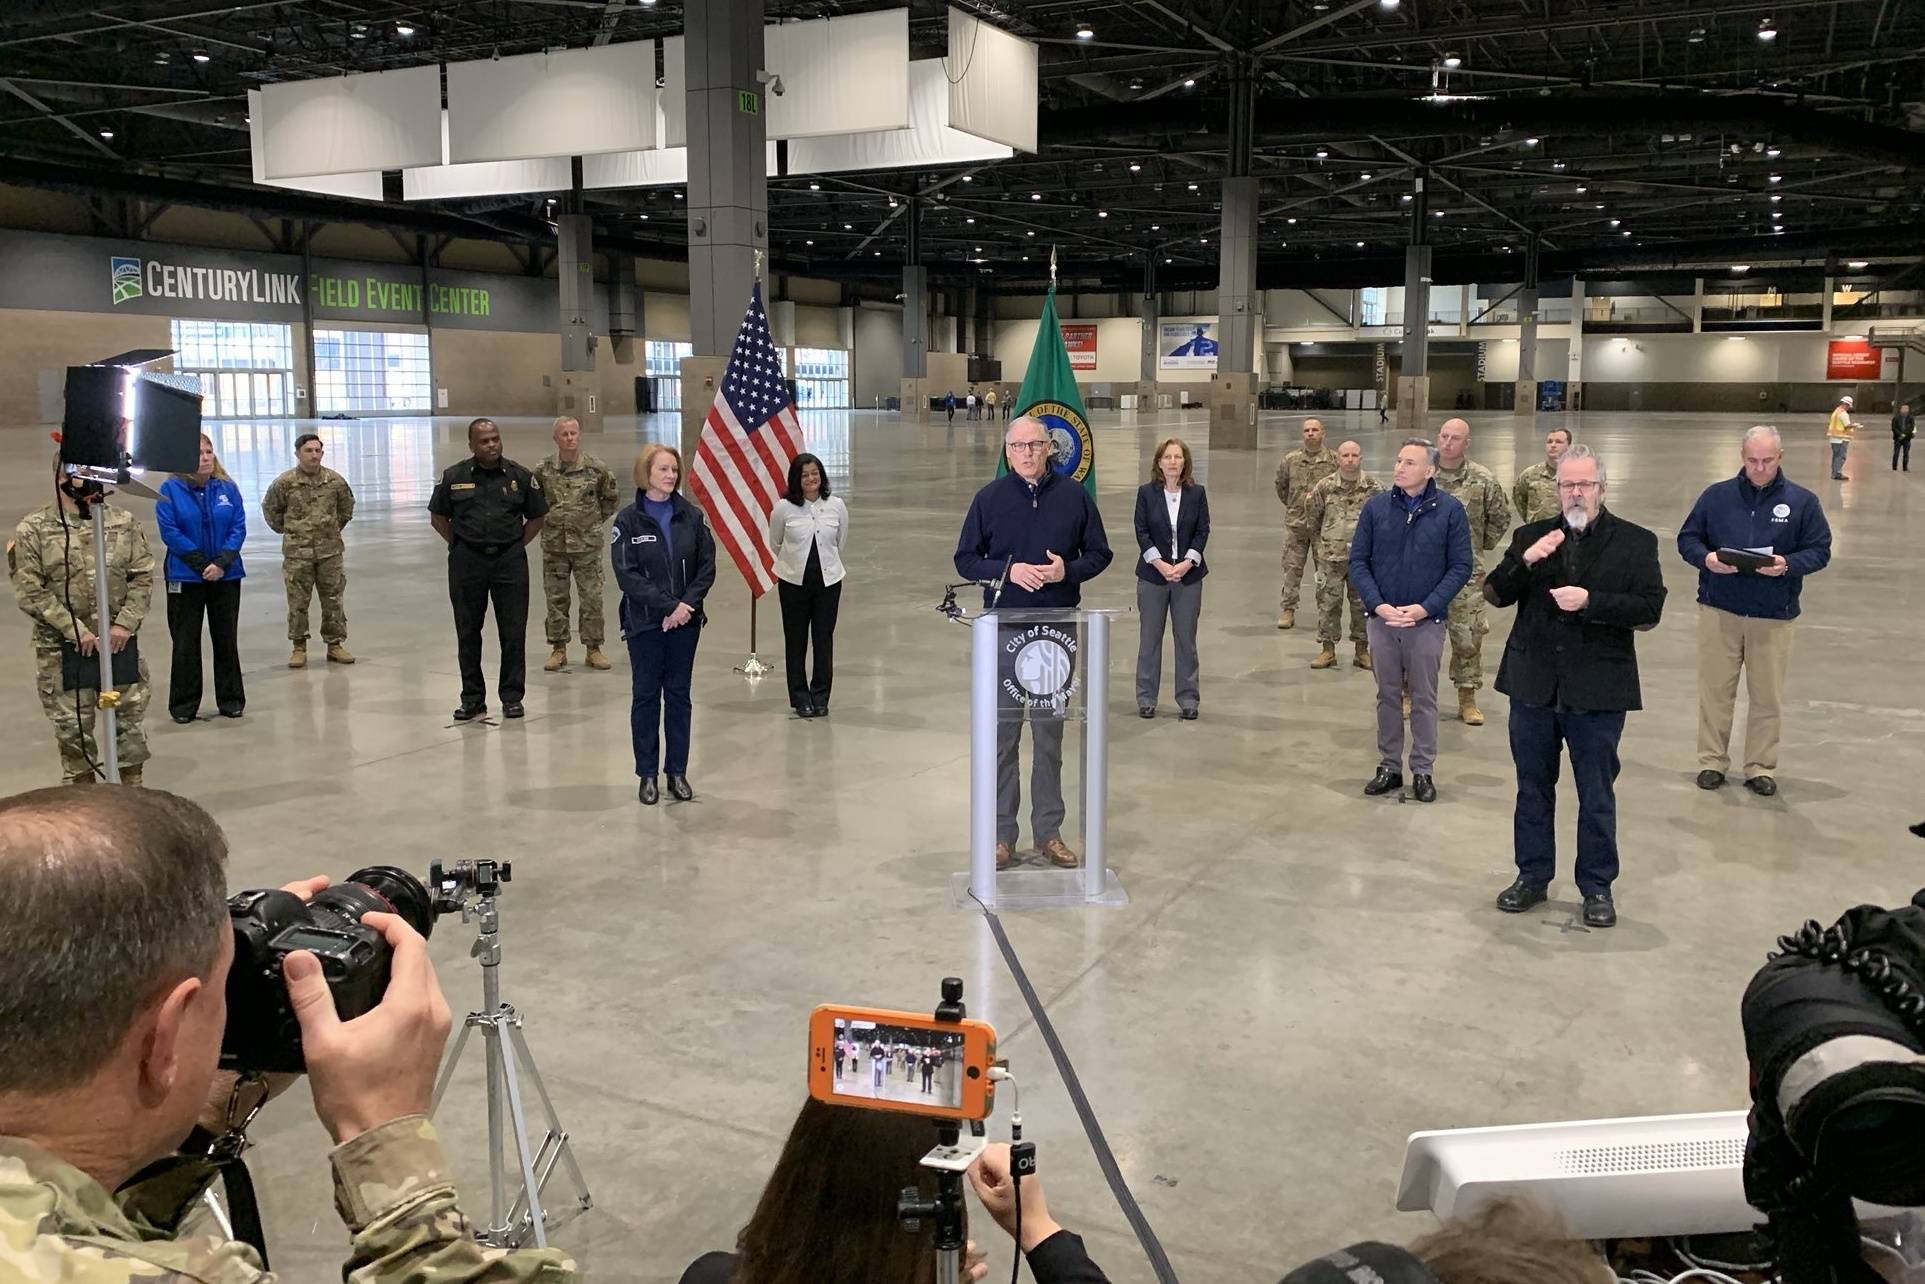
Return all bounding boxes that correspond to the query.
[0,77,118,157]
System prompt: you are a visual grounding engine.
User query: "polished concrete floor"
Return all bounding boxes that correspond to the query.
[3,406,1921,1282]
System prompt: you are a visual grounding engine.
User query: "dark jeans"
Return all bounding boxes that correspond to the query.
[1897,439,1913,471]
[167,578,244,718]
[777,576,841,709]
[627,621,701,776]
[449,543,529,708]
[1508,701,1627,897]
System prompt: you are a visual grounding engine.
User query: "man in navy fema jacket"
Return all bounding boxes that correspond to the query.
[1677,424,1832,798]
[955,416,1113,870]
[1348,437,1473,803]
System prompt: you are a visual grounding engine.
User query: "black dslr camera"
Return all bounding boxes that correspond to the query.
[220,865,443,1074]
[1743,884,1925,1284]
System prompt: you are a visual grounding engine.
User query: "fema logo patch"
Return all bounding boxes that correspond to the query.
[1772,503,1791,518]
[110,256,143,305]
[1022,400,1093,485]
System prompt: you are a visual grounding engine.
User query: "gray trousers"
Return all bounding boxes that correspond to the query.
[1366,616,1447,774]
[997,707,1066,846]
[1135,578,1202,711]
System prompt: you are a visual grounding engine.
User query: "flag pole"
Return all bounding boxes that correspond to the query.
[734,246,776,680]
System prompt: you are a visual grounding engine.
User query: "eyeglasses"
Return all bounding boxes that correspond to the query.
[1006,441,1051,453]
[1556,480,1601,493]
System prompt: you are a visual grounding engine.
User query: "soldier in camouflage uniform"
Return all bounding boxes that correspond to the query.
[0,785,578,1284]
[534,417,619,672]
[262,433,355,669]
[1512,426,1571,526]
[1431,418,1512,725]
[9,470,154,785]
[1273,418,1338,629]
[1302,440,1384,671]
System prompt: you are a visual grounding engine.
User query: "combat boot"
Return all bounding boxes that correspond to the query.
[326,643,355,664]
[1276,609,1296,630]
[1310,644,1337,669]
[544,646,568,672]
[585,647,612,670]
[119,766,143,787]
[1458,688,1485,726]
[1353,642,1372,671]
[288,642,307,669]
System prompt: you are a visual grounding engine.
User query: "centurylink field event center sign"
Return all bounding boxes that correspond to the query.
[1,229,595,333]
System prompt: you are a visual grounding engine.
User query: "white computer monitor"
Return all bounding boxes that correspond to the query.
[1398,1110,1910,1240]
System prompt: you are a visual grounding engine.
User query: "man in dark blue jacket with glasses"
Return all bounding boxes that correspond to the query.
[1349,437,1473,803]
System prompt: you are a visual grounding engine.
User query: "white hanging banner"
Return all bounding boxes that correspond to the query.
[946,7,1038,153]
[663,35,686,149]
[446,42,658,164]
[402,112,572,201]
[260,65,442,179]
[583,143,780,190]
[246,90,383,199]
[788,60,1011,174]
[765,9,910,140]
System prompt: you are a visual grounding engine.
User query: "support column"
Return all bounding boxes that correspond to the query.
[1208,56,1258,449]
[682,0,768,451]
[1821,254,1836,333]
[1395,171,1432,434]
[900,196,928,417]
[556,211,600,430]
[1514,234,1540,419]
[1567,278,1585,411]
[298,220,317,412]
[1690,276,1705,333]
[1137,257,1158,407]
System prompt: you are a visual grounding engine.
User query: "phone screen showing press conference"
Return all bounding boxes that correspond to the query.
[830,1018,963,1110]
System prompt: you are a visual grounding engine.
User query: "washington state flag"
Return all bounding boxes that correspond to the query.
[999,286,1095,496]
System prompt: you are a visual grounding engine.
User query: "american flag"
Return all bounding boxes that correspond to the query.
[689,282,802,598]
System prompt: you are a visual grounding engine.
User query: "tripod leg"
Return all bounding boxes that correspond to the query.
[495,1020,549,1250]
[507,1022,594,1208]
[431,1014,480,1116]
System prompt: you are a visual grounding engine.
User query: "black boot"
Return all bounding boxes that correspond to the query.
[639,776,659,805]
[666,774,694,801]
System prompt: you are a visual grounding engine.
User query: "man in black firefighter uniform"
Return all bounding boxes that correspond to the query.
[429,418,548,720]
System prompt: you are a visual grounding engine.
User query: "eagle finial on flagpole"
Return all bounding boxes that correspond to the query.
[1049,245,1058,290]
[754,248,765,283]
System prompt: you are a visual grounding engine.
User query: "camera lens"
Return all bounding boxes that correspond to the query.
[310,865,436,940]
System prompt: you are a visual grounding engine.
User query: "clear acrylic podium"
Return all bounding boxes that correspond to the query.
[953,607,1131,910]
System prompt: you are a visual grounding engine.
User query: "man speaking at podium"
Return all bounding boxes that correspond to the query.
[955,417,1113,871]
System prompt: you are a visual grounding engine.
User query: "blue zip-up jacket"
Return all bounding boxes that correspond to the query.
[609,490,717,634]
[1676,469,1831,620]
[954,469,1113,609]
[154,475,247,583]
[1348,479,1472,621]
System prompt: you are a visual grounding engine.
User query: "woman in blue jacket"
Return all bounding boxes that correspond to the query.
[610,443,716,806]
[155,433,247,722]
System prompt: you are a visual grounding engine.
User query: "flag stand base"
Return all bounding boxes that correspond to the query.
[734,653,774,679]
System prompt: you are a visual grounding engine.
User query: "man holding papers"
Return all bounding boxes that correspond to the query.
[1677,425,1833,798]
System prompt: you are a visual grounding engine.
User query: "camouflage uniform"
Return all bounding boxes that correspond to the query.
[1432,458,1512,691]
[533,454,619,647]
[0,1115,577,1282]
[1274,446,1338,613]
[1512,461,1561,526]
[9,503,154,780]
[1303,471,1385,644]
[262,465,355,644]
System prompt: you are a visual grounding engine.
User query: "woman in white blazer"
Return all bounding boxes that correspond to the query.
[768,452,848,718]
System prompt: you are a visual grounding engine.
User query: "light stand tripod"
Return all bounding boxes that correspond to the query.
[428,859,592,1249]
[69,467,130,783]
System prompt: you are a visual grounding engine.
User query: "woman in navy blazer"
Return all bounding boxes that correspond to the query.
[154,432,247,722]
[1132,437,1210,719]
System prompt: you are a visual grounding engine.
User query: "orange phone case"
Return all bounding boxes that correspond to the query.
[809,1004,998,1121]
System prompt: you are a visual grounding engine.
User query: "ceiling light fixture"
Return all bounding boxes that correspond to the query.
[1075,20,1094,40]
[1770,193,1782,203]
[843,223,852,229]
[1524,136,1540,146]
[808,182,819,190]
[396,22,415,36]
[966,216,975,223]
[1031,192,1041,200]
[1381,0,1401,9]
[1574,184,1588,193]
[1768,173,1782,183]
[1315,147,1329,159]
[1097,210,1109,218]
[1286,217,1297,224]
[1356,240,1366,247]
[1848,259,1869,269]
[1183,78,1195,88]
[1187,182,1199,190]
[99,128,114,139]
[1551,160,1566,170]
[1731,264,1750,272]
[1766,146,1781,158]
[1609,218,1620,226]
[1688,27,1707,43]
[1441,53,1462,68]
[1359,172,1372,181]
[1757,18,1777,40]
[192,49,211,61]
[1129,161,1141,172]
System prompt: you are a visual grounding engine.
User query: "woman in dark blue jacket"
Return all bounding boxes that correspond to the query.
[1131,437,1210,719]
[610,443,717,805]
[155,433,247,722]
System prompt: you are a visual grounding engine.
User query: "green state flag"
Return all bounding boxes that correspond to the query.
[997,286,1095,496]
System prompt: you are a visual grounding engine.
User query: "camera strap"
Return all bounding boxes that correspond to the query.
[216,1156,270,1271]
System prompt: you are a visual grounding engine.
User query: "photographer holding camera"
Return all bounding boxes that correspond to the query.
[0,784,575,1283]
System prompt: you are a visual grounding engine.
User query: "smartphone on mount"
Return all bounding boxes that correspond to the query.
[808,1004,998,1122]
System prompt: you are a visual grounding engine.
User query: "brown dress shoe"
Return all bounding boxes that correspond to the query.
[326,643,355,664]
[585,646,612,670]
[543,646,568,672]
[1037,837,1079,868]
[994,841,1012,871]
